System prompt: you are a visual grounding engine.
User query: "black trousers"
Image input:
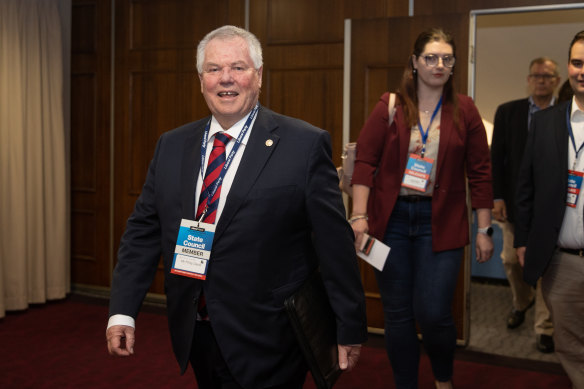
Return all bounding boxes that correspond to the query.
[189,321,306,389]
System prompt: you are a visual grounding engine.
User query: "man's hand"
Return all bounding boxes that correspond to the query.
[516,246,526,267]
[338,344,361,372]
[475,233,494,263]
[106,325,135,357]
[492,200,507,222]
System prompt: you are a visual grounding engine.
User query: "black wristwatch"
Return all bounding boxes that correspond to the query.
[477,226,494,237]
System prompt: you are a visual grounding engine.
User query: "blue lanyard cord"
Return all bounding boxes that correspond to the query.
[417,97,443,158]
[566,102,584,167]
[197,104,259,219]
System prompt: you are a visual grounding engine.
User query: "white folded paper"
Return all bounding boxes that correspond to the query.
[356,233,390,271]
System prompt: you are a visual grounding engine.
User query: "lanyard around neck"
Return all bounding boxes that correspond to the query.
[197,104,259,219]
[417,97,442,158]
[566,102,584,169]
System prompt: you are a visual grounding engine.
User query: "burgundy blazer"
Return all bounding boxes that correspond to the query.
[352,92,493,252]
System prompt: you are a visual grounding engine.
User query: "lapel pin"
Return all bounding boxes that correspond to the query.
[265,139,273,147]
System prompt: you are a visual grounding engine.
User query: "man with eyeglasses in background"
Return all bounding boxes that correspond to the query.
[490,57,560,353]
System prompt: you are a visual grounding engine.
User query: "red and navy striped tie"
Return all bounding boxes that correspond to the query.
[196,132,231,321]
[196,132,232,224]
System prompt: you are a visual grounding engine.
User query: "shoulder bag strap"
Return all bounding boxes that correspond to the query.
[388,92,397,126]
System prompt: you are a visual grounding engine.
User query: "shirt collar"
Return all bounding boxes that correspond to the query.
[571,96,584,122]
[208,108,258,145]
[528,95,556,110]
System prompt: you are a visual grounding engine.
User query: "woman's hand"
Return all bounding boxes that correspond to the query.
[350,184,371,252]
[475,233,494,263]
[351,218,369,252]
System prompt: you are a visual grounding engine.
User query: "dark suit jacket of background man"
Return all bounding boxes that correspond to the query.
[515,100,571,286]
[491,98,530,223]
[108,105,368,388]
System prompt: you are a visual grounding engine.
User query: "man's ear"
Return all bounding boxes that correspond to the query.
[257,66,263,88]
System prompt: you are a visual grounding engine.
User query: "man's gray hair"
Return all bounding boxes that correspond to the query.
[529,57,559,76]
[196,25,263,74]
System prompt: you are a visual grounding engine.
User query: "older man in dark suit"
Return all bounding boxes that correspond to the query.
[105,25,367,389]
[515,30,584,388]
[490,57,559,353]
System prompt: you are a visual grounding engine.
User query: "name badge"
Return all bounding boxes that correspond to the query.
[567,170,584,208]
[401,154,434,192]
[171,219,215,280]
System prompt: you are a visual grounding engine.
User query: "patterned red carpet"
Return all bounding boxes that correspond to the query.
[0,296,571,388]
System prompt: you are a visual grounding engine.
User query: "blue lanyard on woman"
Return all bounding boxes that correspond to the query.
[417,97,442,158]
[197,104,259,220]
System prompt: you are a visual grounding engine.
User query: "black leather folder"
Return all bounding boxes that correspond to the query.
[284,271,341,389]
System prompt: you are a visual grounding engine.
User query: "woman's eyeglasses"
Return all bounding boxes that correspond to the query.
[420,54,456,68]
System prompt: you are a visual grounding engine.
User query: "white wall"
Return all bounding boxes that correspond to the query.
[472,7,584,144]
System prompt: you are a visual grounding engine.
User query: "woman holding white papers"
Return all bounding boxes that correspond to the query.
[350,28,493,389]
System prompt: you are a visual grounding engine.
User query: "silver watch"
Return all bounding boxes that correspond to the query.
[477,226,494,237]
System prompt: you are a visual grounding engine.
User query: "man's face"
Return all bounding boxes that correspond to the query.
[199,36,262,129]
[568,41,584,103]
[527,61,560,100]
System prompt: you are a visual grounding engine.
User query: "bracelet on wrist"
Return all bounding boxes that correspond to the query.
[349,214,368,224]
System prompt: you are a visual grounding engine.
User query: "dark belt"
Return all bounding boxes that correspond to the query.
[397,195,432,202]
[559,248,584,257]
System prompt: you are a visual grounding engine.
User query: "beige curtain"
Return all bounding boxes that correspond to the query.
[0,0,70,317]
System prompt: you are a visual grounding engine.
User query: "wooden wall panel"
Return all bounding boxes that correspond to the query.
[265,0,345,44]
[113,0,245,293]
[414,0,583,16]
[71,0,112,287]
[71,74,96,191]
[251,0,410,167]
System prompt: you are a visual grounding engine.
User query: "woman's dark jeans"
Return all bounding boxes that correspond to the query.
[375,198,462,388]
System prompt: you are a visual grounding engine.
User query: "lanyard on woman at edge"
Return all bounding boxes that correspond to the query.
[566,102,584,171]
[417,96,443,158]
[197,103,259,221]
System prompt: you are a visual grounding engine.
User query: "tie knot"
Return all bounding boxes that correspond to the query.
[214,132,231,146]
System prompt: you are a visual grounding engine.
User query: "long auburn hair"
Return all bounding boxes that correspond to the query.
[398,27,459,129]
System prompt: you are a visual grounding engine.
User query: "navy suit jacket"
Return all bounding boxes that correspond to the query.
[109,106,368,388]
[515,101,571,286]
[491,98,530,223]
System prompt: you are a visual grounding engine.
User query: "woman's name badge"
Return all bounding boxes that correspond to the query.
[567,170,584,208]
[171,219,215,280]
[401,154,434,192]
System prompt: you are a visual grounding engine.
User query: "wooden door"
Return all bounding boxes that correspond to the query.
[349,15,472,343]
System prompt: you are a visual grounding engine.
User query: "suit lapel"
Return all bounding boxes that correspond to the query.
[214,107,279,241]
[554,102,570,186]
[517,99,530,146]
[435,102,454,177]
[180,122,205,220]
[397,109,411,174]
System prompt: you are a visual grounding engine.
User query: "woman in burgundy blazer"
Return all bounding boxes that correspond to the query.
[350,28,493,389]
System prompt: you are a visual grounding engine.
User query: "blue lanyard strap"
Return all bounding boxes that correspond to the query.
[417,97,443,158]
[197,104,259,219]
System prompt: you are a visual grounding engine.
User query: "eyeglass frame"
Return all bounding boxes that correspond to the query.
[528,73,558,81]
[418,54,456,68]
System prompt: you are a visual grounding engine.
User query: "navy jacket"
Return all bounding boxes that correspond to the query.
[109,106,367,388]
